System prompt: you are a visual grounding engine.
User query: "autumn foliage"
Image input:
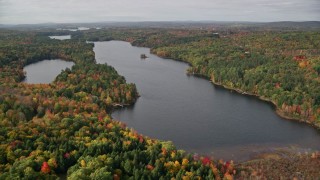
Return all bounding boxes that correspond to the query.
[0,30,231,179]
[1,26,319,179]
[41,162,51,174]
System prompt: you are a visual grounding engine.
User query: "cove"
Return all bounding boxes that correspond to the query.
[23,59,74,84]
[94,41,320,161]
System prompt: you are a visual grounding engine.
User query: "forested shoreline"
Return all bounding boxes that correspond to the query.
[77,28,320,129]
[0,30,237,179]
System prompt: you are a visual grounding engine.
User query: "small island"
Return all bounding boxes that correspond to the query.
[140,54,148,59]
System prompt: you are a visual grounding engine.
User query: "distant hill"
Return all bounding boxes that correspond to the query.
[259,21,320,30]
[0,21,319,31]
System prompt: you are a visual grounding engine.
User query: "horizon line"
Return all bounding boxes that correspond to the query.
[1,20,320,26]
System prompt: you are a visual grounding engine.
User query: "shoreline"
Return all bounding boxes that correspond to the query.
[147,48,320,131]
[105,40,320,168]
[208,79,320,130]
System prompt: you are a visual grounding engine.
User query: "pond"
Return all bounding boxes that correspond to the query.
[94,41,320,161]
[23,59,74,84]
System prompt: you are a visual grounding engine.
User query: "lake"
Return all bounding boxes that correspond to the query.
[56,27,90,31]
[49,35,71,40]
[93,41,320,161]
[23,59,74,84]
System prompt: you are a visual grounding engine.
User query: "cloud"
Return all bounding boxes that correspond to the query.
[0,0,319,24]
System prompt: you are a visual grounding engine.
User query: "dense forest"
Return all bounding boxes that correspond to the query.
[0,30,237,179]
[1,26,320,179]
[76,28,320,129]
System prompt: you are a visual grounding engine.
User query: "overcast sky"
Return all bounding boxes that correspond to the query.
[0,0,319,24]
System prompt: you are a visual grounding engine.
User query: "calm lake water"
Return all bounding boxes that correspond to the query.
[23,59,74,84]
[49,35,71,40]
[94,41,320,161]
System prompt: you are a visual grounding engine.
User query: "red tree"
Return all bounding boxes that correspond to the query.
[41,162,51,174]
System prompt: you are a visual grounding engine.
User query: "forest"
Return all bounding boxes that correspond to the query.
[0,30,236,179]
[76,28,320,129]
[1,26,320,179]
